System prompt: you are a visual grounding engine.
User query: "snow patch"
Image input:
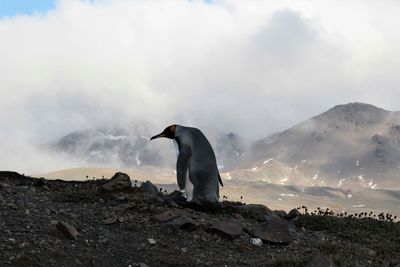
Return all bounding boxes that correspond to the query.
[135,152,141,166]
[337,178,346,187]
[280,193,297,197]
[280,177,288,185]
[263,158,274,164]
[251,167,258,171]
[352,204,365,208]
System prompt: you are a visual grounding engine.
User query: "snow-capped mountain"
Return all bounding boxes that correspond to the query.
[237,102,400,190]
[49,103,400,190]
[49,126,245,170]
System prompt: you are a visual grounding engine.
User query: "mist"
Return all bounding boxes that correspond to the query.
[1,0,400,174]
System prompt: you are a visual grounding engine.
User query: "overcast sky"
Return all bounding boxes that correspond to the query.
[1,0,400,172]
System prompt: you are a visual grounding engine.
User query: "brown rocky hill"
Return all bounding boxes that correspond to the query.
[1,171,399,266]
[240,102,400,189]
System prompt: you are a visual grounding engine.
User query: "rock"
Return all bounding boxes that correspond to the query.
[165,216,198,229]
[210,219,243,238]
[117,194,129,201]
[275,210,287,218]
[33,178,47,187]
[56,221,79,240]
[368,249,376,256]
[287,221,297,233]
[18,242,31,248]
[116,202,137,211]
[147,238,156,245]
[153,210,181,223]
[99,172,132,192]
[236,204,272,219]
[248,238,263,247]
[103,215,118,225]
[15,186,30,193]
[285,209,300,220]
[308,252,336,267]
[250,217,292,244]
[139,181,159,196]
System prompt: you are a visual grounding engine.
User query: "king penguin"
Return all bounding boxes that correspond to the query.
[150,125,223,206]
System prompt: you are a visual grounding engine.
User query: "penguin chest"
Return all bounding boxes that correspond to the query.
[173,140,194,201]
[185,174,194,202]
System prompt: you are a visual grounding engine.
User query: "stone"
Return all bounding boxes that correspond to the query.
[15,186,30,193]
[18,242,31,248]
[33,178,47,187]
[99,172,132,192]
[165,216,198,229]
[56,221,79,240]
[139,181,159,196]
[153,210,181,223]
[210,219,243,238]
[285,209,300,220]
[250,217,292,244]
[236,204,272,219]
[275,210,287,218]
[147,238,156,245]
[248,238,263,247]
[103,215,118,225]
[116,202,137,211]
[117,194,129,201]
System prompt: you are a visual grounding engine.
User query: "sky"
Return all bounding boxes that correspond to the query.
[0,0,56,17]
[1,0,400,173]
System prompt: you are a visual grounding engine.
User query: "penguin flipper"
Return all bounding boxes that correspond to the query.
[218,173,224,187]
[176,146,191,190]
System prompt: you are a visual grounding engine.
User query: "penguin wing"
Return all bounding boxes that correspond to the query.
[218,173,224,187]
[176,145,191,190]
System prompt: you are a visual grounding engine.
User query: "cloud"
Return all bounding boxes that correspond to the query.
[1,0,400,173]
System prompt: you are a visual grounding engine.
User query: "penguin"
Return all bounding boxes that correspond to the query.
[150,125,223,207]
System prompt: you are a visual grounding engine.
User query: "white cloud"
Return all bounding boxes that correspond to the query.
[1,0,400,172]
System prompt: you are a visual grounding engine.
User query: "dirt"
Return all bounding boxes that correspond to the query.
[0,171,399,267]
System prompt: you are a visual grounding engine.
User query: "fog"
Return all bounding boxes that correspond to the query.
[1,0,400,173]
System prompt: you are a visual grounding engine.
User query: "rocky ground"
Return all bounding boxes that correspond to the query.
[1,171,400,267]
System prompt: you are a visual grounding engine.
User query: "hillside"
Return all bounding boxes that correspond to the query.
[241,102,400,189]
[1,171,399,266]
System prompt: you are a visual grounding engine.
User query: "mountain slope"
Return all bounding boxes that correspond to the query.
[242,103,400,189]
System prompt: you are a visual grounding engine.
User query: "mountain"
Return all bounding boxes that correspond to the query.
[49,127,245,171]
[48,102,400,190]
[239,102,400,189]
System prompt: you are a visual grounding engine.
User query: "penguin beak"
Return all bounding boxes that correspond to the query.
[150,133,165,140]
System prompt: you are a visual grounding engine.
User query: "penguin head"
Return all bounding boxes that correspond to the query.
[150,125,176,140]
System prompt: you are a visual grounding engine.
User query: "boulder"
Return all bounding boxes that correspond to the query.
[139,181,158,196]
[250,217,292,244]
[56,221,79,240]
[99,172,132,192]
[210,219,243,238]
[236,204,272,219]
[153,210,181,223]
[165,216,198,229]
